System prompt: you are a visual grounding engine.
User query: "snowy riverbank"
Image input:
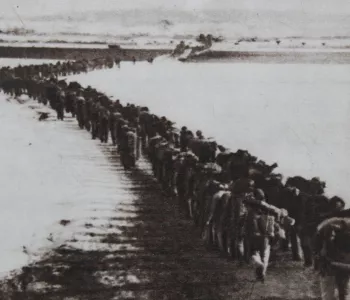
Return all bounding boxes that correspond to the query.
[0,96,136,278]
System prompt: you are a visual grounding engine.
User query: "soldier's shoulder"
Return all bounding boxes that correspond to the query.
[317,217,350,232]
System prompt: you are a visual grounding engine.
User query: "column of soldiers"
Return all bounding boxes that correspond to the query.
[1,59,350,299]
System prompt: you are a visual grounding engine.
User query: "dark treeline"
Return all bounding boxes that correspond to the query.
[0,46,170,60]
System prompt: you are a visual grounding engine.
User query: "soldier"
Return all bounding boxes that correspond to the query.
[195,163,223,230]
[314,213,350,300]
[38,80,48,105]
[65,90,77,117]
[114,99,123,112]
[83,97,93,132]
[139,108,153,150]
[115,57,121,68]
[56,89,65,121]
[90,102,100,139]
[75,92,85,129]
[99,106,109,143]
[148,134,164,173]
[119,125,134,169]
[196,130,204,140]
[115,118,126,152]
[246,189,291,282]
[162,146,180,195]
[46,78,59,109]
[299,194,331,267]
[246,189,270,280]
[231,178,255,263]
[108,109,120,146]
[180,126,188,152]
[172,40,186,56]
[126,127,137,167]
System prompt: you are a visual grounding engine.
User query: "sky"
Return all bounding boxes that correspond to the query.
[1,0,350,16]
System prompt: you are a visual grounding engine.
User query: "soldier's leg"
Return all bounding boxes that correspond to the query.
[336,272,350,300]
[290,227,303,261]
[261,237,271,278]
[131,154,136,167]
[110,127,115,145]
[141,132,146,150]
[216,219,226,253]
[244,235,252,263]
[113,130,117,145]
[105,126,109,143]
[300,234,313,267]
[99,125,103,142]
[250,237,269,281]
[80,117,84,129]
[319,274,336,300]
[280,227,290,251]
[85,121,91,132]
[237,236,245,262]
[226,224,236,259]
[161,164,168,189]
[136,136,141,159]
[103,126,108,143]
[91,123,95,138]
[251,237,264,278]
[92,123,97,139]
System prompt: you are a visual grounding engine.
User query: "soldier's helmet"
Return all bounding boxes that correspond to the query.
[254,188,265,201]
[196,130,203,137]
[217,145,226,152]
[330,196,345,211]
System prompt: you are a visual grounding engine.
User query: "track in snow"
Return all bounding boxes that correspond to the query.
[0,98,320,300]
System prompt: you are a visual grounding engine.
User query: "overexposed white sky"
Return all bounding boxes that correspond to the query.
[1,0,350,16]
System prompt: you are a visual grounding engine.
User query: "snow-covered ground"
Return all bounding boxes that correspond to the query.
[67,60,350,203]
[0,58,64,68]
[0,96,137,278]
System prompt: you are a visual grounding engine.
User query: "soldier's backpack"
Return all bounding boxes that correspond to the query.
[317,218,350,271]
[251,213,275,238]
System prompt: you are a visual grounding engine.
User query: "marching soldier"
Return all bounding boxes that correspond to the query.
[56,89,65,121]
[65,90,77,118]
[99,106,109,143]
[314,212,350,300]
[75,92,85,129]
[90,102,100,139]
[109,109,122,146]
[126,127,137,167]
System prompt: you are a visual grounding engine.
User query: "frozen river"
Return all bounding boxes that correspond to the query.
[69,59,350,202]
